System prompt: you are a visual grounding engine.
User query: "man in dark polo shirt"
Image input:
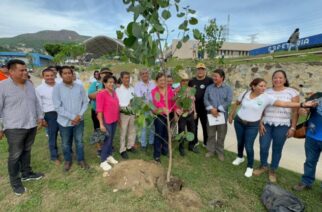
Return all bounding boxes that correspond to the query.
[0,59,45,196]
[188,63,213,151]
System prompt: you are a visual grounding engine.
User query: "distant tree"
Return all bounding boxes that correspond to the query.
[44,44,63,57]
[53,43,85,64]
[204,19,225,59]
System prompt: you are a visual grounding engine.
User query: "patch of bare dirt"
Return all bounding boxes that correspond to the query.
[105,159,203,211]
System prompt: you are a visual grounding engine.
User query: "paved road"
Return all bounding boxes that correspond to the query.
[197,121,322,180]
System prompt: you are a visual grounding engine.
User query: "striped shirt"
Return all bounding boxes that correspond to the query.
[52,82,88,127]
[0,78,42,130]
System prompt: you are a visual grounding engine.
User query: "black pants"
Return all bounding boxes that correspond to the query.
[91,109,100,130]
[4,127,37,187]
[193,109,208,147]
[178,112,196,150]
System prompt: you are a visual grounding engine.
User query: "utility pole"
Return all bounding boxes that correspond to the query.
[248,33,258,43]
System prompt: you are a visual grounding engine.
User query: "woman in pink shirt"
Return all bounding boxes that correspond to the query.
[96,75,120,171]
[151,73,178,162]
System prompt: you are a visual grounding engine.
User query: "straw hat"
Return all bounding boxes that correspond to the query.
[178,70,189,80]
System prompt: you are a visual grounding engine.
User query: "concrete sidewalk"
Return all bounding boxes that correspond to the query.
[197,122,322,180]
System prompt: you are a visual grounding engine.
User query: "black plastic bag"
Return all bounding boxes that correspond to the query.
[261,184,305,212]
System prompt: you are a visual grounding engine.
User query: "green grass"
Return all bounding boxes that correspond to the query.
[0,109,321,211]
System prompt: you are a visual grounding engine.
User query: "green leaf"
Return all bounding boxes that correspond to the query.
[161,10,171,20]
[127,22,134,36]
[153,23,164,32]
[176,41,182,49]
[123,36,136,47]
[193,29,201,39]
[132,22,142,38]
[177,12,185,18]
[158,0,170,8]
[116,30,123,40]
[178,20,188,30]
[188,9,196,14]
[186,132,195,141]
[189,17,198,25]
[182,34,189,42]
[155,92,160,101]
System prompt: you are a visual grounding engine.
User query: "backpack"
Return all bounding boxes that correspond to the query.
[261,184,305,212]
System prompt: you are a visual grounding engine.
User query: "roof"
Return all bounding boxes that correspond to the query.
[83,35,124,58]
[0,52,52,60]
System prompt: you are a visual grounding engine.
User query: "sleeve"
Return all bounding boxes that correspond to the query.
[52,85,76,120]
[35,87,44,114]
[204,87,213,111]
[96,92,104,113]
[79,86,88,116]
[35,91,44,119]
[289,88,299,97]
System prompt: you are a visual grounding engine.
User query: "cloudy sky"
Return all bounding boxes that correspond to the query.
[0,0,321,44]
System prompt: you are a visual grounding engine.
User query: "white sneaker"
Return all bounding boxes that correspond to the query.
[232,157,245,166]
[100,161,112,171]
[244,168,253,178]
[107,156,118,165]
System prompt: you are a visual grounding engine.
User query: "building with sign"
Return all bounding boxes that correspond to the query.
[250,33,322,56]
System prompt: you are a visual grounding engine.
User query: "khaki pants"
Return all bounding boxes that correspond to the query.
[206,123,227,156]
[119,113,136,153]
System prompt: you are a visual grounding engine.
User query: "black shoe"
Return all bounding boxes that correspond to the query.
[154,157,161,163]
[121,151,129,159]
[21,172,44,181]
[127,147,136,153]
[78,161,90,170]
[13,185,27,196]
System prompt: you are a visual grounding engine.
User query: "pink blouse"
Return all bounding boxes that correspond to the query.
[152,86,177,114]
[96,90,120,124]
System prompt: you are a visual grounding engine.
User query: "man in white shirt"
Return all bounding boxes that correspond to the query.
[116,71,136,159]
[134,69,155,150]
[36,68,60,165]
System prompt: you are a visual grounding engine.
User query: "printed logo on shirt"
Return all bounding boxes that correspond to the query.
[200,84,205,89]
[257,100,263,106]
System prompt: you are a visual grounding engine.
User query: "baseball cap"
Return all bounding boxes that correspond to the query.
[100,68,113,75]
[196,63,206,69]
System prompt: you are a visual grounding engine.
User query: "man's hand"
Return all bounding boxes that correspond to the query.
[42,120,48,127]
[71,115,81,125]
[228,116,233,124]
[0,131,4,140]
[210,108,218,117]
[37,119,44,130]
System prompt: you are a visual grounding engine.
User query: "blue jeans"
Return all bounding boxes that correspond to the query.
[140,117,154,147]
[154,115,169,159]
[101,122,117,162]
[259,124,288,170]
[44,112,59,160]
[301,136,322,186]
[59,121,84,162]
[234,116,260,168]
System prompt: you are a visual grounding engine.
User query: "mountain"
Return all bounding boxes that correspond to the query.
[0,30,91,53]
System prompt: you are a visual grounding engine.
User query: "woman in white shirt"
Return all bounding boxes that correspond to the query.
[253,70,299,182]
[229,78,315,178]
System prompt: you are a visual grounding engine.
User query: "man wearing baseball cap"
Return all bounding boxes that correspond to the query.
[188,63,213,152]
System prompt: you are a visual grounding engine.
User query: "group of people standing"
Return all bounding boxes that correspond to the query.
[0,59,320,198]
